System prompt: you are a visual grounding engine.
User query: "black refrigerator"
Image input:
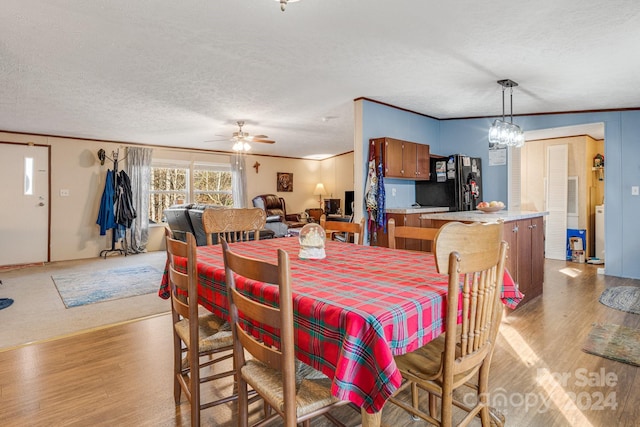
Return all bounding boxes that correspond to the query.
[415,154,483,211]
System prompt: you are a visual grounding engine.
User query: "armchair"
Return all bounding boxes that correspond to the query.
[251,194,306,237]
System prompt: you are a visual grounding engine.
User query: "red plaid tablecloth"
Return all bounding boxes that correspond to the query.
[158,238,522,413]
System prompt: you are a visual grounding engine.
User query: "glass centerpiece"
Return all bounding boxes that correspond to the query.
[298,223,326,260]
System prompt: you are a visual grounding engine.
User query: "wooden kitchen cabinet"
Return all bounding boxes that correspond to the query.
[371,137,430,180]
[503,216,544,306]
[406,142,431,180]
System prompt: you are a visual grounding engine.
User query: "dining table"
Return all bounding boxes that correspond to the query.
[159,237,522,426]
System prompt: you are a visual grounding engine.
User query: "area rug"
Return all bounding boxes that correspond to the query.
[582,323,640,367]
[599,286,640,314]
[52,264,163,308]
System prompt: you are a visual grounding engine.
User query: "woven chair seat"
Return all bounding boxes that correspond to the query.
[395,334,480,386]
[394,335,444,380]
[242,359,341,418]
[175,313,233,352]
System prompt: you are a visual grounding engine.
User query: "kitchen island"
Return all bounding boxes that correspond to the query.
[420,210,548,307]
[386,206,450,215]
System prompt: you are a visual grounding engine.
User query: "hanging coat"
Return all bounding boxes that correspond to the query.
[365,145,378,236]
[376,160,386,231]
[114,170,137,229]
[96,169,116,235]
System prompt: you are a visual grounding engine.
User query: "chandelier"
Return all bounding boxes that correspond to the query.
[488,79,525,148]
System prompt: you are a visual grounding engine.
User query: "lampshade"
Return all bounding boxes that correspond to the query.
[313,183,326,196]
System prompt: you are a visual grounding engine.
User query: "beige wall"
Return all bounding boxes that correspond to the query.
[1,132,354,262]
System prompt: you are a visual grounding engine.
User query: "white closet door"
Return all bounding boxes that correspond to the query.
[545,144,568,260]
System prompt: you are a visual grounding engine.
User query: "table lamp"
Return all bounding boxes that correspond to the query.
[313,183,326,208]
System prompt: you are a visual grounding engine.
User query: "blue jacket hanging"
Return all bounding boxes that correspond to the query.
[96,169,117,235]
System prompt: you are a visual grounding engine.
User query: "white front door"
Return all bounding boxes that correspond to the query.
[0,143,49,265]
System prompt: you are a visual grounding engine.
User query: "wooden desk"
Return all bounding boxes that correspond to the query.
[159,238,521,425]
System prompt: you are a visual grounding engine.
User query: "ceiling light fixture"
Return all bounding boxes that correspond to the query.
[232,140,251,152]
[276,0,300,12]
[488,79,525,148]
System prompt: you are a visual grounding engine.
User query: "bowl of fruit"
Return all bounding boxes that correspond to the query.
[476,201,505,213]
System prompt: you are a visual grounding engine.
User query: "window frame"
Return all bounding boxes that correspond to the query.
[149,160,233,224]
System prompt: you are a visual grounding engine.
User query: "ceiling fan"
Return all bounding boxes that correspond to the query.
[206,121,275,152]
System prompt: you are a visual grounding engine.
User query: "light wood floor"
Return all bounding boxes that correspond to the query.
[1,259,638,426]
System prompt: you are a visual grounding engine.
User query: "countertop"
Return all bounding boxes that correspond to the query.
[419,210,548,222]
[385,206,450,214]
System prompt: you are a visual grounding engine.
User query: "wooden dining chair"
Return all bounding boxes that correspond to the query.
[387,221,508,427]
[202,207,267,245]
[387,218,440,251]
[165,228,237,427]
[221,240,349,427]
[319,214,365,245]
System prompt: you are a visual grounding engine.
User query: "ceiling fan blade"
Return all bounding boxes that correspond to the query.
[252,134,269,139]
[253,139,276,144]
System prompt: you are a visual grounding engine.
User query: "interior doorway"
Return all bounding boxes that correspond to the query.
[511,122,605,262]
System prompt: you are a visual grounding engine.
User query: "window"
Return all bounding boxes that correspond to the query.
[24,157,34,195]
[149,162,188,224]
[192,163,233,206]
[148,161,233,223]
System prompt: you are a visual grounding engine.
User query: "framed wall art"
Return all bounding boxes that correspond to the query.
[277,172,293,192]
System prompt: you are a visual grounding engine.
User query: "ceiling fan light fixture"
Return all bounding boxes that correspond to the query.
[275,0,300,12]
[232,140,251,152]
[206,120,274,152]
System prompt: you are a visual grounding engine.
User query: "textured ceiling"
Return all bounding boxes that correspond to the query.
[1,1,638,158]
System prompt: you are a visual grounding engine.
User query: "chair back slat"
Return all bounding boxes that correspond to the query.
[387,218,439,251]
[320,215,365,245]
[236,325,284,371]
[203,208,267,245]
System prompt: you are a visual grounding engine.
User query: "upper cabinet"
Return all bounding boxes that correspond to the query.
[371,137,430,180]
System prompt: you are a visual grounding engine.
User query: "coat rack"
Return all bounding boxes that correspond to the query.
[98,148,128,258]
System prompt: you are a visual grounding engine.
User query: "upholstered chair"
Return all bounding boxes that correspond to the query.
[251,194,306,237]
